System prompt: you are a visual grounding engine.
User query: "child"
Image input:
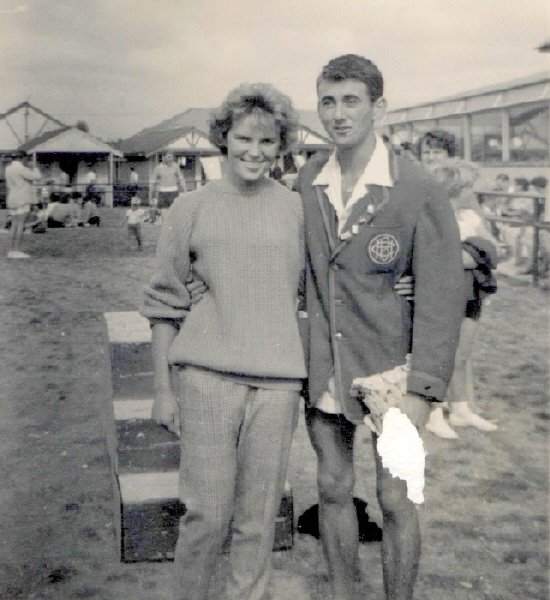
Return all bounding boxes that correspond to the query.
[124,196,146,250]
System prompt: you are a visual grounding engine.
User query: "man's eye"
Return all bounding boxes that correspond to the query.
[320,99,334,107]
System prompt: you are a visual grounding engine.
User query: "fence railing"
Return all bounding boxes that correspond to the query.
[475,190,548,287]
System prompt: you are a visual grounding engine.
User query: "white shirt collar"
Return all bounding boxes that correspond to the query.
[312,135,394,233]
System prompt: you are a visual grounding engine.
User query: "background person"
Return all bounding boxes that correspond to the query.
[151,151,187,210]
[123,196,145,250]
[419,130,500,438]
[78,194,101,227]
[5,151,41,258]
[141,83,305,600]
[47,193,79,228]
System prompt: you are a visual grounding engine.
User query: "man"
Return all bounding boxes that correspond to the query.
[151,151,187,209]
[5,151,41,258]
[297,54,465,600]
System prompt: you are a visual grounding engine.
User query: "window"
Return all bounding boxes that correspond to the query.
[509,102,549,162]
[471,110,502,162]
[410,120,437,146]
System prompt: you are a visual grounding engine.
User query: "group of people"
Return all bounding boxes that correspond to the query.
[140,53,497,600]
[485,172,548,276]
[3,152,102,259]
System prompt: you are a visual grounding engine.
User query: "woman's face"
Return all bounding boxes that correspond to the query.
[421,142,449,170]
[225,112,281,186]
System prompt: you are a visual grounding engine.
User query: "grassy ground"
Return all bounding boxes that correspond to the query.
[0,209,548,600]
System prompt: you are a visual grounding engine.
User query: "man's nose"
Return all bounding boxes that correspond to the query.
[333,101,345,120]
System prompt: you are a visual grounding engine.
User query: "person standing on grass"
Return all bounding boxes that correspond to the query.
[419,130,500,439]
[142,83,308,600]
[151,151,187,211]
[297,54,464,600]
[123,196,146,250]
[5,151,41,259]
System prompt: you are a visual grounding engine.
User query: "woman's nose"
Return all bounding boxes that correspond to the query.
[247,141,261,156]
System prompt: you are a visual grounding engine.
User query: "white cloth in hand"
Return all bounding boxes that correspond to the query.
[377,407,426,504]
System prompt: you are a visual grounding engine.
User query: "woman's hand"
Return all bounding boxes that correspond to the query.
[152,388,180,436]
[394,275,414,299]
[185,276,208,305]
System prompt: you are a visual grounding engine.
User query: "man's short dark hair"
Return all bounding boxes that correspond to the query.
[317,54,384,102]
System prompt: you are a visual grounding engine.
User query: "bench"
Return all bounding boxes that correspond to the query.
[103,311,294,562]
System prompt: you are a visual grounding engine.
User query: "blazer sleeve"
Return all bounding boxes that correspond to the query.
[140,196,196,326]
[407,181,465,401]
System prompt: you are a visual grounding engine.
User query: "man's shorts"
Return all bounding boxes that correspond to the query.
[8,205,31,216]
[157,191,179,209]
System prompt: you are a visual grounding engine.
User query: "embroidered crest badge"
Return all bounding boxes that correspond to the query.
[368,233,400,265]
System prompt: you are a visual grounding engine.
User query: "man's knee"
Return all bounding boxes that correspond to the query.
[318,468,354,505]
[377,472,412,516]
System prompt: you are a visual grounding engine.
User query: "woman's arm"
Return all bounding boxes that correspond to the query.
[151,321,180,435]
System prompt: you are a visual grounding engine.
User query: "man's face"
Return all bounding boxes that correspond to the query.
[317,78,384,149]
[163,152,174,164]
[495,176,510,191]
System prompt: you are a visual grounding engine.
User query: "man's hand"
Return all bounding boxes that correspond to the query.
[185,275,208,305]
[152,389,180,436]
[394,275,414,299]
[399,393,432,429]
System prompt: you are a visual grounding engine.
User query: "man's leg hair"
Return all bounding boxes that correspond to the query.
[306,408,358,600]
[374,436,420,600]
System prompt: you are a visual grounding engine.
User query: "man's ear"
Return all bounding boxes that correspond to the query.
[373,97,387,121]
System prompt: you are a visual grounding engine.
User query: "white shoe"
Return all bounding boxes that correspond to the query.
[7,250,31,259]
[425,406,459,439]
[449,411,498,432]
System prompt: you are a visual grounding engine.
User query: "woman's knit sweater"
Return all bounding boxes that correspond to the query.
[142,177,306,384]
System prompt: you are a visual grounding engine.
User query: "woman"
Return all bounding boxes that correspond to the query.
[141,83,305,600]
[419,130,499,438]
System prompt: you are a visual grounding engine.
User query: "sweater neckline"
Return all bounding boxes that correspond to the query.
[212,177,275,197]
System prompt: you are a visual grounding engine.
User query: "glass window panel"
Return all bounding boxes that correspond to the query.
[509,102,549,162]
[471,110,502,162]
[410,120,437,145]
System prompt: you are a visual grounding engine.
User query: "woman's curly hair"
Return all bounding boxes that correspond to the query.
[430,157,479,199]
[209,82,300,156]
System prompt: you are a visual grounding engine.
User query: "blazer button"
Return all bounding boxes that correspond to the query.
[335,332,343,339]
[331,263,341,271]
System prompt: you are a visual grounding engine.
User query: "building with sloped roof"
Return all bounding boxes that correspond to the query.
[0,102,123,206]
[18,126,123,206]
[382,71,550,181]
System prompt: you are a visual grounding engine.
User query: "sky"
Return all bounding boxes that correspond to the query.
[0,0,549,141]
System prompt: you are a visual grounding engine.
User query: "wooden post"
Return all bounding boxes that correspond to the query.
[107,153,114,208]
[532,196,543,287]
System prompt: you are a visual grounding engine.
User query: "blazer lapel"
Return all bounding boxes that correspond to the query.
[329,186,390,261]
[314,186,337,254]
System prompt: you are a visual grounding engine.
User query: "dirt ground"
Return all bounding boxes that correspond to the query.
[0,209,548,600]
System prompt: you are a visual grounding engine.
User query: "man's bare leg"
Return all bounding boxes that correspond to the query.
[373,436,420,600]
[306,408,357,600]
